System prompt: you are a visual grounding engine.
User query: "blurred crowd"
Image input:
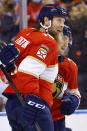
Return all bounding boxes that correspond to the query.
[0,0,87,111]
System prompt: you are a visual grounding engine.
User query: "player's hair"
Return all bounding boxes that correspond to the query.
[63,25,72,38]
[63,25,72,45]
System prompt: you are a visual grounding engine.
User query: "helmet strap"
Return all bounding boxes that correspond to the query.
[40,20,51,33]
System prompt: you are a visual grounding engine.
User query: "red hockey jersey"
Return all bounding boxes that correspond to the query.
[51,56,81,121]
[4,28,58,107]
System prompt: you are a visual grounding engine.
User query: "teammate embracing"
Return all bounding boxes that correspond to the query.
[51,25,81,131]
[0,4,67,131]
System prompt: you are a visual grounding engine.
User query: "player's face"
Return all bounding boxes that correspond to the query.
[58,35,69,55]
[43,16,65,32]
[52,16,65,32]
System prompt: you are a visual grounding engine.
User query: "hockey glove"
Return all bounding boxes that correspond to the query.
[0,40,19,72]
[60,95,79,115]
[22,94,45,125]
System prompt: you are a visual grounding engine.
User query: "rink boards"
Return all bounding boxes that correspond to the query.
[0,110,87,131]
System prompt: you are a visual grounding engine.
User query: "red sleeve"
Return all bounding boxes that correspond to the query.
[61,58,80,98]
[66,58,78,90]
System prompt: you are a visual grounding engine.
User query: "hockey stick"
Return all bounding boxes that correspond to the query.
[0,61,41,131]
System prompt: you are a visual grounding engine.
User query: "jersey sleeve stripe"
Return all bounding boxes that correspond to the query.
[40,65,58,83]
[18,69,39,78]
[18,56,46,77]
[65,88,81,98]
[48,64,58,68]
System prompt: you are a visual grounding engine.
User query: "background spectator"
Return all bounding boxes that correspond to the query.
[27,0,42,28]
[0,0,20,43]
[67,2,87,71]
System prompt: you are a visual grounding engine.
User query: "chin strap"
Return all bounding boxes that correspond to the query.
[40,20,51,33]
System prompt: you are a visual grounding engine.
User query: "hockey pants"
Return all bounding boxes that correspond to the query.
[5,96,54,131]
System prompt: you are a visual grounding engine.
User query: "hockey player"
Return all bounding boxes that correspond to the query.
[51,25,81,131]
[0,4,67,131]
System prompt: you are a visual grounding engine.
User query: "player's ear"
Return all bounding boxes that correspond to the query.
[44,16,50,26]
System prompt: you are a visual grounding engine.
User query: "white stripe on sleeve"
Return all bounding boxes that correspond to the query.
[40,65,58,83]
[18,56,46,78]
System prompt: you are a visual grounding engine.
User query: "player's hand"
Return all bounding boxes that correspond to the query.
[0,40,19,72]
[22,94,45,125]
[60,95,79,115]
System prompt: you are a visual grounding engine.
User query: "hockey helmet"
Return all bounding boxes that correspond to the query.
[63,25,72,45]
[37,4,67,24]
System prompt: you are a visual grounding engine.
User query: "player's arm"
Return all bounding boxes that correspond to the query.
[60,60,81,115]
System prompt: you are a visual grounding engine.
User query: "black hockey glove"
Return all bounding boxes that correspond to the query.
[22,94,45,125]
[0,40,19,72]
[60,95,79,115]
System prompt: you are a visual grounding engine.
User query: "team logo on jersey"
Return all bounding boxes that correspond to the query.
[53,74,64,98]
[36,47,48,60]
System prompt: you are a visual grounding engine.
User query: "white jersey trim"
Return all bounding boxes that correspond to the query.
[18,56,58,83]
[65,88,81,97]
[40,65,58,83]
[18,56,46,77]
